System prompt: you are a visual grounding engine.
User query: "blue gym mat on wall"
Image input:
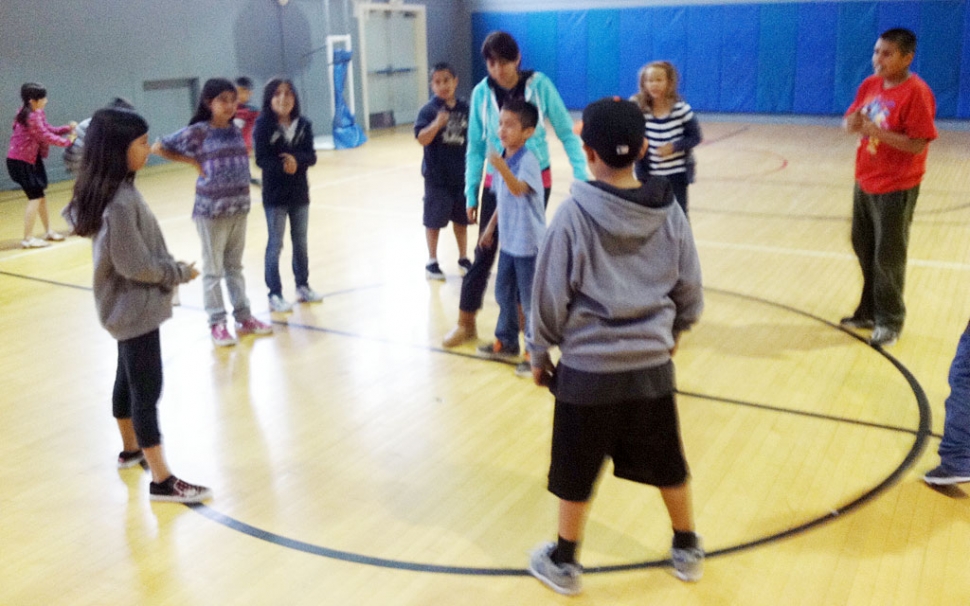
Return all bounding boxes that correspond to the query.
[471,1,968,118]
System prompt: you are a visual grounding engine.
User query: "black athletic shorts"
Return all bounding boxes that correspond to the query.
[548,393,689,502]
[423,181,468,229]
[6,156,48,199]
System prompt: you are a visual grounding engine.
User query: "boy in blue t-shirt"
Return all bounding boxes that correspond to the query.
[414,63,470,280]
[476,98,545,376]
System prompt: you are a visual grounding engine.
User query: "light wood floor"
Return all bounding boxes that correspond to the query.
[1,121,969,606]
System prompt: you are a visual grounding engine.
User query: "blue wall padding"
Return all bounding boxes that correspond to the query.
[794,4,838,115]
[758,4,798,113]
[618,8,655,99]
[526,13,559,79]
[556,12,588,110]
[962,7,970,118]
[721,5,760,112]
[835,4,878,113]
[652,8,690,96]
[587,10,621,101]
[684,6,722,111]
[471,2,970,118]
[918,2,964,118]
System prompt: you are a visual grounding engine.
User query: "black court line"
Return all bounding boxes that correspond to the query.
[0,268,934,575]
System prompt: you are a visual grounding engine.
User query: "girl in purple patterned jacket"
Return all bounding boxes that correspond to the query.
[5,82,76,248]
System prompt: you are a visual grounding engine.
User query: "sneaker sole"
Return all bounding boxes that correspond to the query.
[426,274,446,281]
[924,474,970,485]
[149,489,213,504]
[117,456,146,469]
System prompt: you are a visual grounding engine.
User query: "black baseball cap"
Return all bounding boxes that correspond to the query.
[580,97,645,168]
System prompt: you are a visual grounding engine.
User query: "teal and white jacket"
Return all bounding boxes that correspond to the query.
[464,71,590,209]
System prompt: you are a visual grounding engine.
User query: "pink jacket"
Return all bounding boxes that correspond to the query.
[6,110,72,163]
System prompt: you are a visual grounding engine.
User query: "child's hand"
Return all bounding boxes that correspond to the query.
[657,142,675,157]
[532,359,555,387]
[184,261,200,281]
[479,227,495,249]
[193,160,204,177]
[436,109,451,126]
[467,206,478,225]
[487,151,506,170]
[281,153,298,175]
[844,110,864,133]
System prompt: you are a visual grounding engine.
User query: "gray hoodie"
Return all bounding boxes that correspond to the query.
[528,179,703,373]
[91,181,193,341]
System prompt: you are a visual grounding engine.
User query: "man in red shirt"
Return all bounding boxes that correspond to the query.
[840,28,937,347]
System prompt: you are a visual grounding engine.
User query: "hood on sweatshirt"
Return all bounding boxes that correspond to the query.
[569,176,677,242]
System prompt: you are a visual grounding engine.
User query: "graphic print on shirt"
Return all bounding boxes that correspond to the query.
[862,96,894,155]
[442,111,468,146]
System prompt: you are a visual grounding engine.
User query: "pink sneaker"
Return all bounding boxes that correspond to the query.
[235,316,273,336]
[210,323,237,347]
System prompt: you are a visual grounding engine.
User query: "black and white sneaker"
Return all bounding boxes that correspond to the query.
[149,476,213,504]
[425,262,446,281]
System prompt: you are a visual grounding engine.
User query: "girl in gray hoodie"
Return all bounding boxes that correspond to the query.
[66,108,211,504]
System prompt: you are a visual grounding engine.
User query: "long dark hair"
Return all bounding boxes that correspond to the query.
[68,108,149,237]
[261,77,301,121]
[189,78,237,125]
[16,82,47,126]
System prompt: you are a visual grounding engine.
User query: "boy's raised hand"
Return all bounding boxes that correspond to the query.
[487,151,506,171]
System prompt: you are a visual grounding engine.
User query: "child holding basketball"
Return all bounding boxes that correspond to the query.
[153,78,273,347]
[526,98,704,595]
[65,107,211,503]
[631,61,702,216]
[5,82,76,248]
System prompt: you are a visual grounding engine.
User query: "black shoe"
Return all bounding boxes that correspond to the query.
[425,262,446,281]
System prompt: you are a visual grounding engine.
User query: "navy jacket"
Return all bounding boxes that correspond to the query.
[254,115,317,207]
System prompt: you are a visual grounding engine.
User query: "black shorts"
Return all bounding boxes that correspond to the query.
[423,181,468,229]
[6,157,48,199]
[548,394,689,502]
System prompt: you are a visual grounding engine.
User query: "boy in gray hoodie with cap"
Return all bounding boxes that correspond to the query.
[526,97,704,596]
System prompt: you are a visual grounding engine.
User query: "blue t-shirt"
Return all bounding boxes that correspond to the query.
[413,97,468,190]
[493,147,545,257]
[160,122,251,219]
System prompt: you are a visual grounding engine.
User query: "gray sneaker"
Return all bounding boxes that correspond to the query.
[528,542,582,596]
[671,536,704,582]
[269,294,293,313]
[869,325,899,347]
[296,285,323,303]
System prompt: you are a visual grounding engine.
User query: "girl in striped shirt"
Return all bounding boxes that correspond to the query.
[632,62,702,217]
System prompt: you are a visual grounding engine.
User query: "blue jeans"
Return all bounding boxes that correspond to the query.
[264,204,310,297]
[939,320,970,474]
[195,214,252,326]
[493,252,536,351]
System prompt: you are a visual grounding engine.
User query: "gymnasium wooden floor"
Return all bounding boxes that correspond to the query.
[1,121,969,605]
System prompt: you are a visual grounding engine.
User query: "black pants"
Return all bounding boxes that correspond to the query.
[850,183,919,331]
[112,329,163,448]
[458,185,551,313]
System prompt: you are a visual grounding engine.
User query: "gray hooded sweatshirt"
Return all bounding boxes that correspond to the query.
[91,181,194,341]
[528,178,703,374]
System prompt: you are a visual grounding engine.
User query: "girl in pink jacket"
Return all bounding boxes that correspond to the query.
[5,82,75,248]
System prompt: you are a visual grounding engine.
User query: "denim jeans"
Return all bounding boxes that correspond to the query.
[849,183,919,330]
[264,204,310,297]
[939,320,970,474]
[459,186,551,313]
[493,252,536,350]
[195,214,252,326]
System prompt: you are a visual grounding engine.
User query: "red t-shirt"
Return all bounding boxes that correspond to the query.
[845,74,937,194]
[234,105,259,152]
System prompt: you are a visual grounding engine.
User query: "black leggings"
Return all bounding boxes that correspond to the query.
[112,329,163,448]
[458,185,551,313]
